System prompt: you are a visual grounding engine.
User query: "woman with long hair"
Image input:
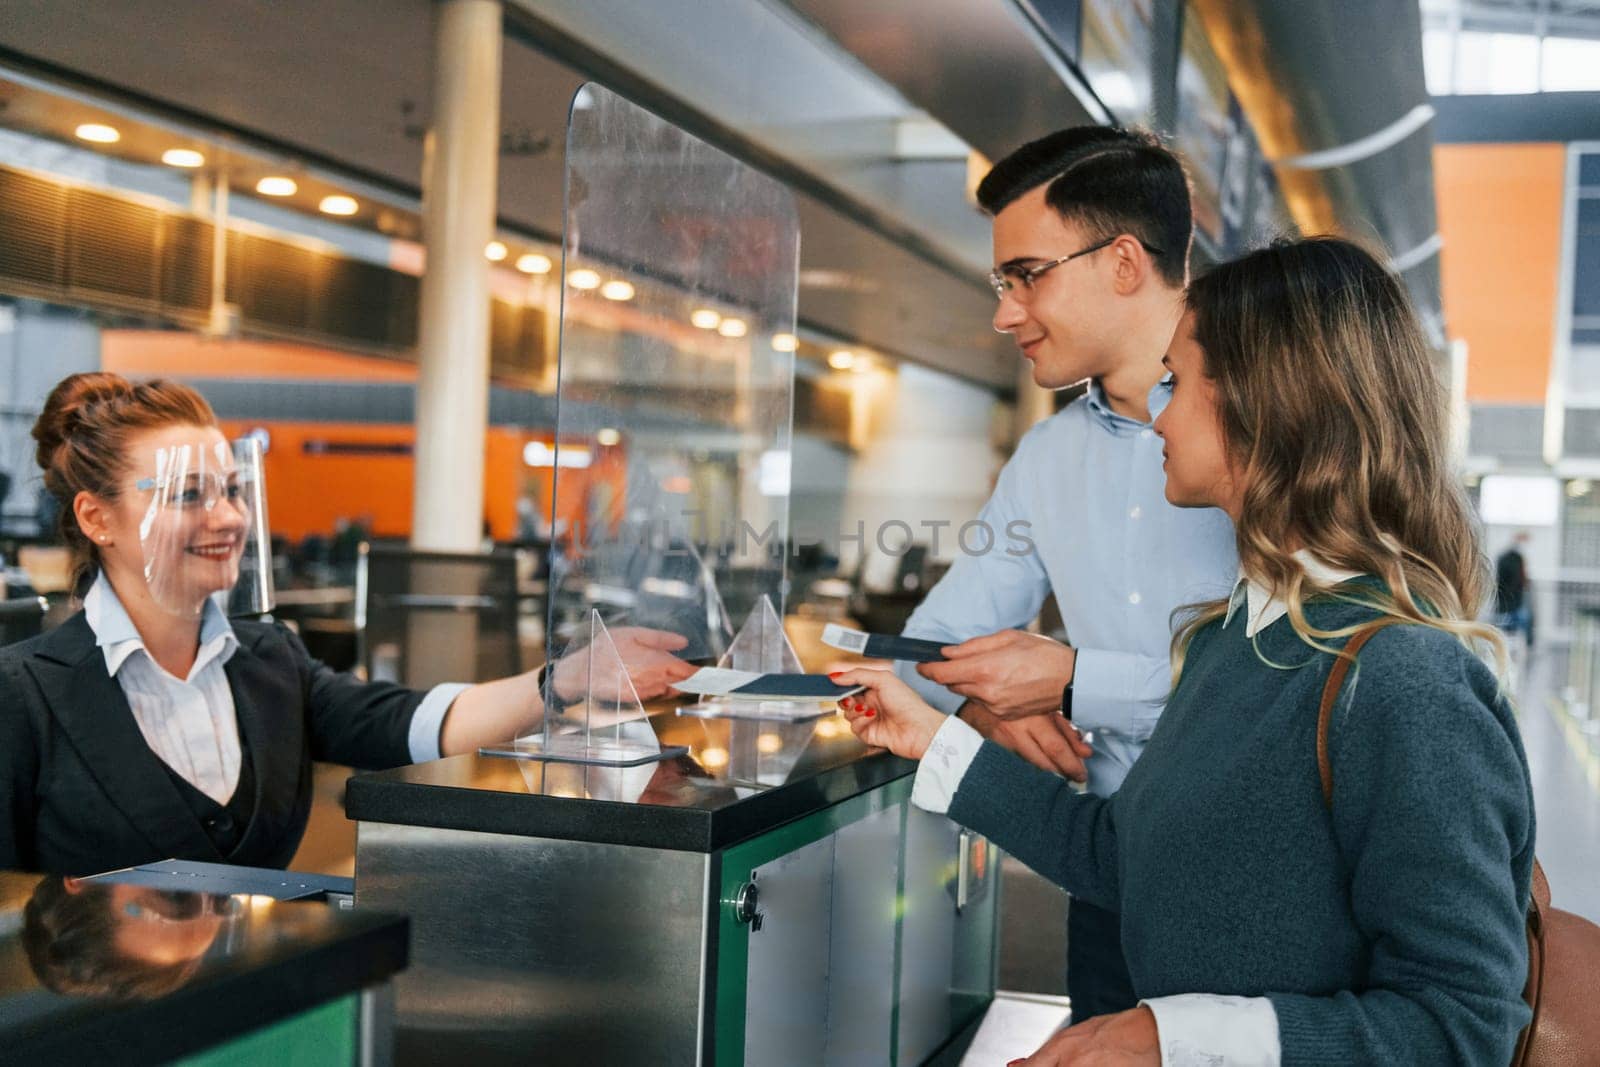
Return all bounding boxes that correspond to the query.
[0,372,694,875]
[833,237,1534,1065]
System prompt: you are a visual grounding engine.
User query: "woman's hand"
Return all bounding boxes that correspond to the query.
[551,627,697,703]
[1009,1006,1160,1066]
[828,666,946,760]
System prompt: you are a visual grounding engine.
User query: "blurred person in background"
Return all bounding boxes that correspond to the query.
[1494,530,1534,649]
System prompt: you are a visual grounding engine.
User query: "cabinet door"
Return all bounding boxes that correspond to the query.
[896,809,961,1066]
[822,803,902,1065]
[743,835,834,1067]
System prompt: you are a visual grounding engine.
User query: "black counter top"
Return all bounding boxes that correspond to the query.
[0,871,407,1065]
[346,710,917,852]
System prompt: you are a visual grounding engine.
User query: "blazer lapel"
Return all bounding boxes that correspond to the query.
[225,625,306,855]
[25,615,223,863]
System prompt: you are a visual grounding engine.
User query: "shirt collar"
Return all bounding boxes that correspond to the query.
[1223,550,1365,638]
[83,572,239,680]
[1083,375,1172,432]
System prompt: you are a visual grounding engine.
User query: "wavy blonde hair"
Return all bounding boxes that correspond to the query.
[1170,237,1506,683]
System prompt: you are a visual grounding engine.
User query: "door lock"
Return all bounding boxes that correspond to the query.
[734,881,763,931]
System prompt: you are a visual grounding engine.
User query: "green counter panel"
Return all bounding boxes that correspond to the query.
[173,994,358,1067]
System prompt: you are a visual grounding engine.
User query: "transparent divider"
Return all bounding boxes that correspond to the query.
[484,82,800,767]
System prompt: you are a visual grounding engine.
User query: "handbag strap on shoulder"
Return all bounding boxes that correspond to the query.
[1317,619,1404,808]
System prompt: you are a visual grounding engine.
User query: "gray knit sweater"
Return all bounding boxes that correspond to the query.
[950,596,1535,1065]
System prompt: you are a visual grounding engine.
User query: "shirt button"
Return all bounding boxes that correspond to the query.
[1129,506,1142,519]
[1129,592,1142,605]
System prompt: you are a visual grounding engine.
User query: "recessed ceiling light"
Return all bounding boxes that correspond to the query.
[828,350,856,370]
[319,194,359,216]
[596,428,622,447]
[567,268,601,290]
[600,280,635,301]
[485,240,508,262]
[74,123,120,144]
[161,148,205,168]
[771,332,798,352]
[690,308,722,330]
[717,318,747,338]
[516,253,553,274]
[255,176,297,197]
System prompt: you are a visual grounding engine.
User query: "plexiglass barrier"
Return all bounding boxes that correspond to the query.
[490,83,800,766]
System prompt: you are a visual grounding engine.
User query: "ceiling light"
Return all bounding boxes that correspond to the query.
[771,332,798,352]
[717,318,748,338]
[516,253,553,275]
[255,176,297,197]
[567,268,601,290]
[828,349,856,371]
[690,308,722,330]
[852,354,873,374]
[161,148,205,168]
[319,194,359,216]
[600,279,635,301]
[74,123,120,144]
[596,428,621,447]
[485,240,508,262]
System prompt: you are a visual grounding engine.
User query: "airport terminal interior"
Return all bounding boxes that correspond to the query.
[0,0,1598,1063]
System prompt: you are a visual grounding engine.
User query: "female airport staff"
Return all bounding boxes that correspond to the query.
[1,372,695,875]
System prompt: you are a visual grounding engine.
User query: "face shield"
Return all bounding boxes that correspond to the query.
[134,437,274,619]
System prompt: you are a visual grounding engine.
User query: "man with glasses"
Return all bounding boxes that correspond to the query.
[894,127,1238,1022]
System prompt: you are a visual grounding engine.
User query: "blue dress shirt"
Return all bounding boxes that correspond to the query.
[898,377,1238,797]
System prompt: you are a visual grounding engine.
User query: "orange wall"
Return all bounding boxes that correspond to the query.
[1435,143,1567,404]
[100,331,623,543]
[215,420,567,542]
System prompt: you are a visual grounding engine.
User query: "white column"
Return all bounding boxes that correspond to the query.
[412,0,502,551]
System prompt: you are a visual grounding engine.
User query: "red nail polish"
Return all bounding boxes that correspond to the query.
[864,709,876,717]
[828,671,843,679]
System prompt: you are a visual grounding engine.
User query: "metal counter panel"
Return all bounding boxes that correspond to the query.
[744,835,835,1066]
[897,809,961,1066]
[356,822,710,1066]
[823,802,903,1066]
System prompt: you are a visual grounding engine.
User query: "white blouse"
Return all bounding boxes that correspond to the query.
[84,574,464,804]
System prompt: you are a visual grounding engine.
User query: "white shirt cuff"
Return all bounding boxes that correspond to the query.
[910,713,986,814]
[1143,994,1281,1067]
[407,683,472,763]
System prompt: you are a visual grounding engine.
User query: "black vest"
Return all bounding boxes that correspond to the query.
[158,748,259,858]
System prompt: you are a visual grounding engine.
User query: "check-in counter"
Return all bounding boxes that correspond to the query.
[0,869,407,1065]
[348,712,1000,1065]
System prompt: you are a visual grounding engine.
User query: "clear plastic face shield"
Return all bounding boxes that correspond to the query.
[134,436,274,619]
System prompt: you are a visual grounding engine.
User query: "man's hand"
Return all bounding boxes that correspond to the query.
[918,630,1076,719]
[960,701,1092,782]
[1008,1006,1160,1067]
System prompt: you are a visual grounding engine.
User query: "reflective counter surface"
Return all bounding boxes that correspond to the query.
[346,708,917,852]
[0,870,407,1064]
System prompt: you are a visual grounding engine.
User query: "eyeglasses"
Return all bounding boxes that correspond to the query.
[988,235,1165,300]
[134,471,247,512]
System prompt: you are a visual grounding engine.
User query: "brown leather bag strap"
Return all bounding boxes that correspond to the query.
[1317,619,1404,808]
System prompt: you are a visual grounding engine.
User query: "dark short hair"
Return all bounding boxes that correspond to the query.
[976,127,1193,287]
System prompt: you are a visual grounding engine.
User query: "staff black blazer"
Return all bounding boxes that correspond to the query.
[0,613,425,875]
